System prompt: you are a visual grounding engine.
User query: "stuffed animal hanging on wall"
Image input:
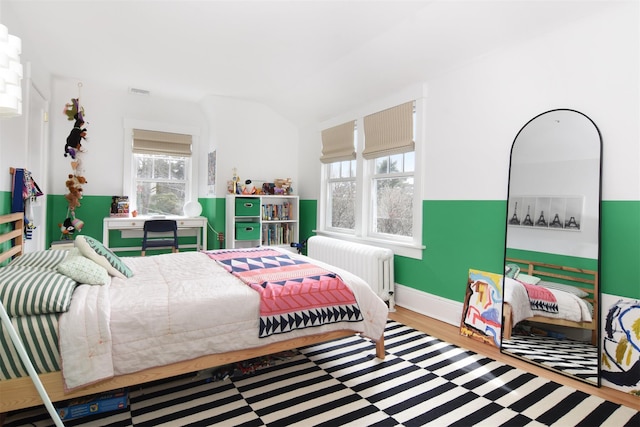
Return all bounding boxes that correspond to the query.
[64,97,84,122]
[60,86,90,239]
[63,98,87,159]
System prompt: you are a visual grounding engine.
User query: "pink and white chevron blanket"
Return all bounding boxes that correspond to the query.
[521,281,559,314]
[206,248,363,338]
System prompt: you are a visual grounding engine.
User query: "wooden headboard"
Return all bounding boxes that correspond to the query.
[0,212,24,265]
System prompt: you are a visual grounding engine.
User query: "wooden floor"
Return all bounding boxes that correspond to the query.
[388,306,640,411]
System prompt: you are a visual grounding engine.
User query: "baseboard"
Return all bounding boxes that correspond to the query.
[394,283,463,327]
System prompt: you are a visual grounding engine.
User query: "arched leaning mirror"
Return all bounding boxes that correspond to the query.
[501,109,602,386]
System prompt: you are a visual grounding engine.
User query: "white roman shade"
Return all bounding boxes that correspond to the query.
[362,101,414,159]
[132,129,192,156]
[320,121,356,163]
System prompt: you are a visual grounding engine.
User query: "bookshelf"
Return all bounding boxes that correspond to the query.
[225,194,299,250]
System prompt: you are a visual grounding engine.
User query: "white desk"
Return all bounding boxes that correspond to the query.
[103,216,208,252]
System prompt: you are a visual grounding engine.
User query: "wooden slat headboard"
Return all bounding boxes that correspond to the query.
[505,257,599,306]
[0,212,24,265]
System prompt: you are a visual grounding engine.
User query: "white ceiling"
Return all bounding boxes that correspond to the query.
[3,0,615,126]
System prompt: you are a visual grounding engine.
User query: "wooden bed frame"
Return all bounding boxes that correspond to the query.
[502,257,598,344]
[0,213,385,414]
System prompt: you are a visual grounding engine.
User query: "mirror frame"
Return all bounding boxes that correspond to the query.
[501,108,603,386]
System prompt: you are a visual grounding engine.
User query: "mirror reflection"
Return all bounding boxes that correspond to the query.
[501,109,602,386]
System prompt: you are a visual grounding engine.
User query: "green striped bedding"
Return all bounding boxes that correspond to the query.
[0,313,61,380]
[1,250,69,380]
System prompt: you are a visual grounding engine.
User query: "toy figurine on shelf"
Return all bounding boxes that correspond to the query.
[231,167,240,194]
[242,179,256,194]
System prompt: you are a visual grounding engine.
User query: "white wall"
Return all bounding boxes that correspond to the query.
[5,75,301,202]
[3,2,638,207]
[298,3,639,204]
[200,95,299,197]
[48,77,208,198]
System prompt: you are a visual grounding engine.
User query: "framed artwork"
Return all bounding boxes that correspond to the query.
[208,151,216,187]
[508,195,583,231]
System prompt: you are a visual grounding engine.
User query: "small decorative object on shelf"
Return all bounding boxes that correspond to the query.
[110,196,130,217]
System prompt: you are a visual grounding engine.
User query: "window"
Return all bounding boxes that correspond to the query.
[327,159,356,230]
[134,153,189,215]
[123,123,197,216]
[320,100,422,258]
[371,152,414,237]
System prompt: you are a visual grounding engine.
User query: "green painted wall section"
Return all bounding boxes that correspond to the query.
[0,191,11,259]
[1,191,637,300]
[298,198,639,302]
[396,200,506,303]
[44,195,224,255]
[298,199,317,251]
[47,194,111,247]
[601,201,639,298]
[200,196,225,250]
[0,191,9,213]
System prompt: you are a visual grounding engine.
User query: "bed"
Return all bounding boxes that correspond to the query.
[502,257,598,343]
[0,213,388,414]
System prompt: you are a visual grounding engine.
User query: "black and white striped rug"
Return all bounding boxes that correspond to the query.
[6,321,639,426]
[501,334,599,384]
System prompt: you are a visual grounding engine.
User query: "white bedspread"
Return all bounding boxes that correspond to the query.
[503,277,593,326]
[58,282,112,391]
[59,250,388,389]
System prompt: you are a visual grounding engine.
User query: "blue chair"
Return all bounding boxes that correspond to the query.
[141,220,179,256]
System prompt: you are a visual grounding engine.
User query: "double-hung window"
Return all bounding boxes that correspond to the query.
[126,128,193,215]
[320,101,422,258]
[371,152,415,238]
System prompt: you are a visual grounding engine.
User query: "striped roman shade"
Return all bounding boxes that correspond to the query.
[132,129,192,156]
[320,121,356,163]
[363,101,414,159]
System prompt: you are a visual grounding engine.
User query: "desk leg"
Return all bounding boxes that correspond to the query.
[103,226,109,247]
[201,221,207,251]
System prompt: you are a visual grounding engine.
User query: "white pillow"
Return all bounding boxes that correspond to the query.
[538,280,589,298]
[75,235,133,279]
[56,248,110,285]
[516,273,541,285]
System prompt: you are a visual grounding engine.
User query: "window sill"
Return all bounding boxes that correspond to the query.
[313,230,424,260]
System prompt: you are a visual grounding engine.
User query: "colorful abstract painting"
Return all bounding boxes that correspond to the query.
[601,294,640,396]
[460,269,503,347]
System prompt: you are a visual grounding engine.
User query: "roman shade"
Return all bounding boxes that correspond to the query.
[362,101,414,159]
[132,129,192,156]
[320,121,356,163]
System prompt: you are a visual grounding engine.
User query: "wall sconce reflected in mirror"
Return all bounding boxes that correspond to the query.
[0,23,22,117]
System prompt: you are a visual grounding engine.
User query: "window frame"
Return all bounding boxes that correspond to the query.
[325,159,357,234]
[123,119,199,215]
[318,97,424,260]
[367,152,416,242]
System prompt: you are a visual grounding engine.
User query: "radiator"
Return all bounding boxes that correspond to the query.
[307,236,395,311]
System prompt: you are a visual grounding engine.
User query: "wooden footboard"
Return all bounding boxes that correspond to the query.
[1,331,384,413]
